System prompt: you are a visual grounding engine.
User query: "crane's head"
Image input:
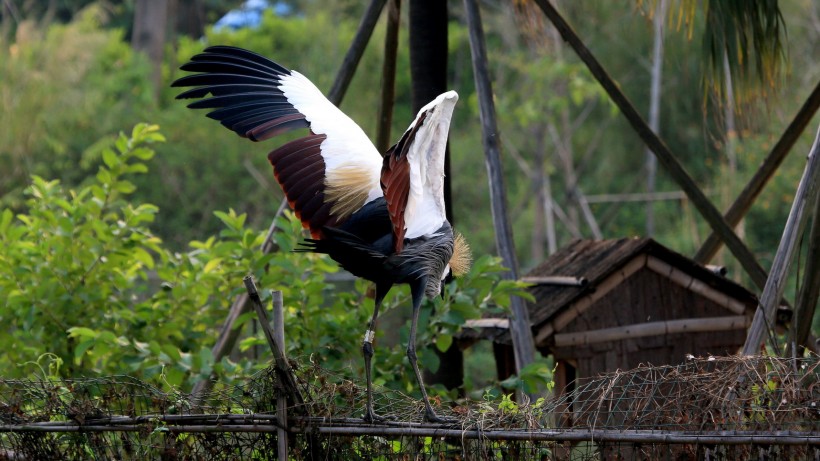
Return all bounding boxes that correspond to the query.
[434,231,472,299]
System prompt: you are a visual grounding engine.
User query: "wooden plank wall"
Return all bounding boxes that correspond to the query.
[552,268,749,375]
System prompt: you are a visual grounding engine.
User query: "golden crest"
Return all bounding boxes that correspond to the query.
[450,231,472,277]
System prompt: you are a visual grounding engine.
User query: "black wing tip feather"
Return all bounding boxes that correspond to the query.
[172,45,292,93]
[171,46,311,140]
[196,46,291,75]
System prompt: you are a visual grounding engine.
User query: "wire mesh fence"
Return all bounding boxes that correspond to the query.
[1,355,818,459]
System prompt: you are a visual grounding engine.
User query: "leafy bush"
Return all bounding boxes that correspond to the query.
[0,6,154,208]
[0,124,530,399]
[0,124,340,388]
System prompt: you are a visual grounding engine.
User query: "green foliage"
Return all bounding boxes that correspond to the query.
[701,0,787,106]
[431,255,533,355]
[500,360,557,396]
[1,0,818,390]
[0,7,154,208]
[0,124,164,378]
[0,124,528,399]
[0,124,339,388]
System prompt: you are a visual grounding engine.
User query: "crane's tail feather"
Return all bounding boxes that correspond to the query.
[296,228,388,281]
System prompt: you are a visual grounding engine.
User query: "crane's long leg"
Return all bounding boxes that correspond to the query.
[407,280,456,424]
[363,282,395,423]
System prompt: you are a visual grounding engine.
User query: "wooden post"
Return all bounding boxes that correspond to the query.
[463,0,536,376]
[533,0,770,291]
[271,290,288,461]
[742,124,820,355]
[243,277,303,405]
[695,80,820,264]
[791,188,820,355]
[376,0,401,153]
[327,0,388,105]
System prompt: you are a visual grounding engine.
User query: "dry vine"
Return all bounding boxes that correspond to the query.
[0,355,818,459]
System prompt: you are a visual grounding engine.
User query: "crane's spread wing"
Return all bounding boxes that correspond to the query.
[172,46,383,238]
[381,91,458,253]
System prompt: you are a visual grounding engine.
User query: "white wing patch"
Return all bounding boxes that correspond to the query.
[404,91,458,239]
[278,71,383,204]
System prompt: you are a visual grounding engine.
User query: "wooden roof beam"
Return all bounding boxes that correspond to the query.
[554,316,750,347]
[645,256,748,315]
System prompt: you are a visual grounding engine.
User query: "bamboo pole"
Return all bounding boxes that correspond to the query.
[645,256,747,315]
[326,0,388,105]
[2,422,818,445]
[554,316,750,347]
[532,0,770,291]
[742,124,820,355]
[706,265,728,276]
[791,185,820,354]
[695,80,820,264]
[463,0,536,375]
[463,318,510,329]
[243,277,303,406]
[270,290,288,461]
[582,190,688,204]
[520,276,588,286]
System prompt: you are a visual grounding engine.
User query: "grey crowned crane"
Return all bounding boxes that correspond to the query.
[172,46,471,423]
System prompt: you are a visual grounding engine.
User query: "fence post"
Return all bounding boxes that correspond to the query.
[271,291,288,460]
[741,124,820,355]
[243,277,304,407]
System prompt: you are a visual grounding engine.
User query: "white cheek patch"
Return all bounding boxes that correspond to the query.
[441,264,450,281]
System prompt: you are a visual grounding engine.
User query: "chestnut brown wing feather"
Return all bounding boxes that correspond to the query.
[380,112,428,253]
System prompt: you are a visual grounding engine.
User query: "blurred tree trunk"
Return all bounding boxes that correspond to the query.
[175,0,206,38]
[132,0,169,100]
[410,0,463,393]
[409,0,451,222]
[721,50,743,276]
[645,0,666,236]
[542,17,600,241]
[531,125,546,259]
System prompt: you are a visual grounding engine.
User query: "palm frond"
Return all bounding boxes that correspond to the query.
[701,0,787,106]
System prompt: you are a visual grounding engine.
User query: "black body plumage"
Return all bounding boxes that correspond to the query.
[298,197,455,297]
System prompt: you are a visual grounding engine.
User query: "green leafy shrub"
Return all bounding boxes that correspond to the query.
[0,123,528,399]
[0,6,154,208]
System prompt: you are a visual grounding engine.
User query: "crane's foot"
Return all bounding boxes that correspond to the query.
[363,407,397,424]
[424,408,457,425]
